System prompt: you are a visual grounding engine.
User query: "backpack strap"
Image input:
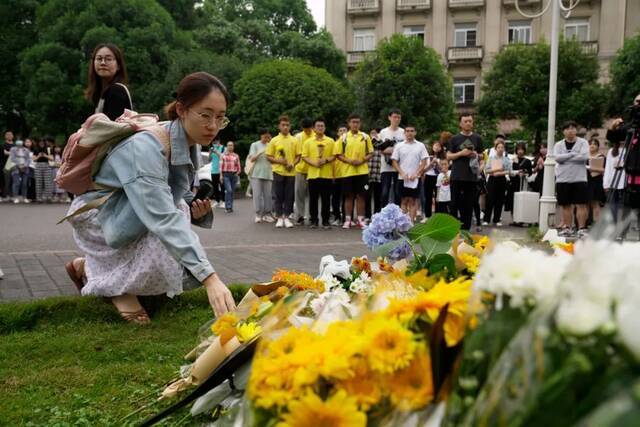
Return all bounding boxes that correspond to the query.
[115,82,133,110]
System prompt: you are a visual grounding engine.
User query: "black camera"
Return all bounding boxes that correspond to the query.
[628,103,640,128]
[374,138,396,151]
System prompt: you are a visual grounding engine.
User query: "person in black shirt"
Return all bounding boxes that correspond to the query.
[32,137,55,202]
[84,43,132,121]
[1,131,15,199]
[447,114,483,230]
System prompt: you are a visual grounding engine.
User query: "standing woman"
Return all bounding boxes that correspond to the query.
[587,139,606,223]
[483,140,512,226]
[423,137,447,219]
[85,43,132,120]
[506,142,533,214]
[65,72,236,323]
[32,138,54,202]
[220,141,241,213]
[532,144,547,195]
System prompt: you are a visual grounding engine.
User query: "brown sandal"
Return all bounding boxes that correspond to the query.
[65,261,85,293]
[119,309,151,325]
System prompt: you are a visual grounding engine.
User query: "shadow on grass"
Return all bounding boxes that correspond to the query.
[0,284,250,334]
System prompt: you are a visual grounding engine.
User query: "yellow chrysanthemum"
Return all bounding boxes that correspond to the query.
[351,256,372,275]
[316,321,364,380]
[236,322,262,343]
[335,358,382,410]
[387,347,434,411]
[363,316,416,374]
[472,235,491,252]
[210,312,239,336]
[458,252,480,273]
[277,390,366,427]
[271,269,325,292]
[385,277,472,346]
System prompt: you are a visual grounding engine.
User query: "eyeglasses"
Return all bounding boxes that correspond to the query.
[189,110,230,129]
[94,56,115,64]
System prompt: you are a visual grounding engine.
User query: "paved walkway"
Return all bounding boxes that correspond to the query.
[0,198,533,302]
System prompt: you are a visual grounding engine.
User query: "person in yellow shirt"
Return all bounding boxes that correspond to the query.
[330,124,348,226]
[266,115,299,228]
[303,118,335,229]
[335,113,374,229]
[294,118,314,225]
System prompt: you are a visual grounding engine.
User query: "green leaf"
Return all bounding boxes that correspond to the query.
[460,229,474,245]
[407,213,461,242]
[425,253,456,277]
[418,237,453,260]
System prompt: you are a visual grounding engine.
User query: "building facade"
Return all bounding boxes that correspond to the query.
[326,0,640,109]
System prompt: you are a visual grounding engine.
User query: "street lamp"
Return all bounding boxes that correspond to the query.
[514,0,582,232]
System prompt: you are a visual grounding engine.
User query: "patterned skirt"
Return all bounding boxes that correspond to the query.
[67,198,191,298]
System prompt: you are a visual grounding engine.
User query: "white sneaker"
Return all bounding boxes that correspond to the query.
[284,218,294,228]
[275,218,284,228]
[342,219,351,229]
[331,219,342,227]
[23,198,30,204]
[495,222,503,227]
[13,198,19,204]
[356,218,367,229]
[482,221,489,226]
[254,215,262,223]
[262,215,275,223]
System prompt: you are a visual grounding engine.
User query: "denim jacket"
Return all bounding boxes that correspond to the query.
[80,120,214,282]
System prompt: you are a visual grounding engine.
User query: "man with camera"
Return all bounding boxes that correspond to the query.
[607,93,640,235]
[378,108,404,207]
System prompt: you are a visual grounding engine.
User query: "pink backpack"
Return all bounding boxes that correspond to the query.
[55,110,170,196]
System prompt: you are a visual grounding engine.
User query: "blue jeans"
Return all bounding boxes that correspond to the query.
[11,168,30,198]
[223,173,237,210]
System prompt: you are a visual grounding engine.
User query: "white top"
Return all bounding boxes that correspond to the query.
[391,140,428,189]
[603,147,625,190]
[436,171,452,202]
[378,126,405,172]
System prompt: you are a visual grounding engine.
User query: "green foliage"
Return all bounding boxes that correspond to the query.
[478,40,605,139]
[0,0,40,134]
[273,30,347,80]
[608,33,640,116]
[231,60,354,140]
[354,34,455,135]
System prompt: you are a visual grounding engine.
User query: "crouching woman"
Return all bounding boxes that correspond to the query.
[65,72,236,324]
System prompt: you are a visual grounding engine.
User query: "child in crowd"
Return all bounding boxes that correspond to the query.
[436,159,451,214]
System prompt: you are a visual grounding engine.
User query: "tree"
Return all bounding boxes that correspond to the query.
[156,0,204,30]
[273,30,347,80]
[20,0,189,136]
[0,0,40,134]
[478,40,605,144]
[230,60,354,141]
[353,34,455,137]
[608,33,640,117]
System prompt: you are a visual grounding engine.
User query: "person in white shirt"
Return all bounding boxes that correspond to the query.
[378,108,405,207]
[391,125,427,222]
[603,141,626,222]
[436,159,452,214]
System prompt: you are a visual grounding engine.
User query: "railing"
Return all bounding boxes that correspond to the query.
[503,0,541,5]
[397,0,431,10]
[348,0,380,13]
[581,41,599,55]
[347,51,367,65]
[447,46,484,61]
[449,0,485,7]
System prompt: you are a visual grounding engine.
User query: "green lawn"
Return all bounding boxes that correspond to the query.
[0,286,248,426]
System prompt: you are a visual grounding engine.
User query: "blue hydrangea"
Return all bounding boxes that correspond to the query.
[362,204,413,260]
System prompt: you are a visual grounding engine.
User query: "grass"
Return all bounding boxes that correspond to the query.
[0,285,249,426]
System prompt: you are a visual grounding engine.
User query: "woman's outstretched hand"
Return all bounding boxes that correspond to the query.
[203,273,236,317]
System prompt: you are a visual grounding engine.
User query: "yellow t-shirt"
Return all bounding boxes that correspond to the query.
[303,136,335,180]
[266,133,298,177]
[294,130,315,174]
[334,131,374,178]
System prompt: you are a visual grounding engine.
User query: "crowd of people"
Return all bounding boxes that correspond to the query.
[207,108,631,238]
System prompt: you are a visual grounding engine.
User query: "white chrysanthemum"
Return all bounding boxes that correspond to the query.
[556,297,612,336]
[474,243,569,309]
[616,298,640,360]
[349,271,373,295]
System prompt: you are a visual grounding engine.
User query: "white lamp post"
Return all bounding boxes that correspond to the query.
[514,0,582,232]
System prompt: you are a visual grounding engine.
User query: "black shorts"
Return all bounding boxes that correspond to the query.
[401,185,420,199]
[556,182,588,206]
[342,174,368,195]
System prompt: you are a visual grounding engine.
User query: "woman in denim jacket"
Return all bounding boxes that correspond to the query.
[65,72,235,324]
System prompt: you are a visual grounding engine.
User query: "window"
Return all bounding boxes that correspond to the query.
[508,21,532,44]
[353,28,376,51]
[454,23,477,47]
[403,25,425,42]
[565,18,590,42]
[453,79,475,105]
